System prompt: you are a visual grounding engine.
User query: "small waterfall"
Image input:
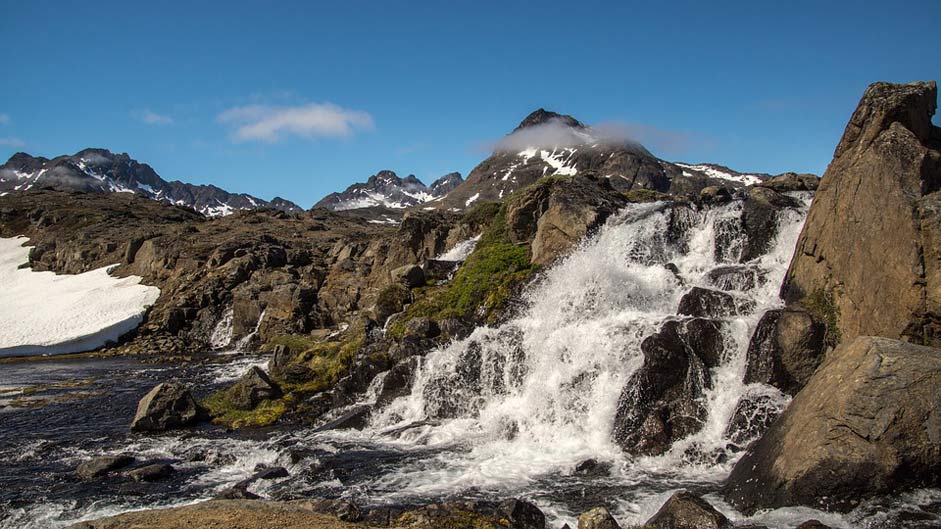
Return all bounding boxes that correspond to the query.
[209,307,234,350]
[365,196,810,499]
[234,309,266,352]
[437,234,482,262]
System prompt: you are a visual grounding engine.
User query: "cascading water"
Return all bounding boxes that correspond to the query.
[343,196,813,522]
[209,307,234,350]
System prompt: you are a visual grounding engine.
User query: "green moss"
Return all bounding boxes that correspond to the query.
[266,334,322,354]
[623,188,671,203]
[461,201,502,229]
[202,390,290,428]
[803,287,842,347]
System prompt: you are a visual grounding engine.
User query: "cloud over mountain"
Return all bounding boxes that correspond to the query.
[218,102,374,142]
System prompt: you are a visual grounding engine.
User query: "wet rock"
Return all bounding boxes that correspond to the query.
[439,317,473,339]
[613,321,712,455]
[397,499,545,529]
[303,498,363,522]
[706,265,765,292]
[725,336,941,514]
[499,499,546,529]
[127,463,174,482]
[76,455,134,479]
[573,458,612,476]
[740,186,802,262]
[645,490,731,529]
[130,382,203,432]
[228,366,282,410]
[577,506,621,529]
[391,264,426,289]
[268,345,312,384]
[213,484,260,500]
[743,308,827,395]
[781,81,941,345]
[724,390,785,447]
[374,357,420,406]
[677,287,753,318]
[314,405,371,432]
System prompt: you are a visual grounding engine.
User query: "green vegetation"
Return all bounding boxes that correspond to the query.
[461,201,502,230]
[202,392,290,428]
[803,286,842,348]
[266,334,323,354]
[622,188,671,203]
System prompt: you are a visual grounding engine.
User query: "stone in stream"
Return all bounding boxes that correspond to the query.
[127,463,174,482]
[644,490,731,529]
[743,308,827,395]
[573,458,612,476]
[252,466,289,480]
[577,506,621,529]
[130,382,203,432]
[75,455,134,479]
[795,522,832,529]
[677,287,753,318]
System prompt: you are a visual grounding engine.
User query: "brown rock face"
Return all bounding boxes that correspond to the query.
[724,336,941,513]
[743,308,827,395]
[645,491,731,529]
[781,80,941,345]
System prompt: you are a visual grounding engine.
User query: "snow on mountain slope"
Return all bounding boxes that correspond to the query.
[0,149,303,217]
[675,162,766,186]
[314,170,464,211]
[0,236,160,357]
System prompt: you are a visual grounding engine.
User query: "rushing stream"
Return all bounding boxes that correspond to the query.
[3,198,941,528]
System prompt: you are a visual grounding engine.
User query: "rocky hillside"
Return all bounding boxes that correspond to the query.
[313,170,463,211]
[434,109,782,210]
[0,149,302,217]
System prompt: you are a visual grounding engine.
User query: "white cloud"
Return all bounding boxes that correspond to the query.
[133,109,173,125]
[488,118,694,157]
[0,114,9,125]
[0,137,25,148]
[217,102,374,142]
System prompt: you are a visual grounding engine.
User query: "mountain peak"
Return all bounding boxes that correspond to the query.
[515,109,585,132]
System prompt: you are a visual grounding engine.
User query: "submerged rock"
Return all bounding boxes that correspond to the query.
[577,506,621,529]
[645,490,731,529]
[725,336,941,513]
[76,455,134,479]
[127,463,174,482]
[130,382,203,432]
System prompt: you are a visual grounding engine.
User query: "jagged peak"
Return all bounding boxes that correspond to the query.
[514,108,586,132]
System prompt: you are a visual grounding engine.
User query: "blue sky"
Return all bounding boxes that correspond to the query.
[2,1,939,207]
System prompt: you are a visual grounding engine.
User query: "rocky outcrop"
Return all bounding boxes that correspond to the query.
[781,81,941,345]
[127,463,174,482]
[743,308,827,395]
[228,367,282,410]
[130,382,203,432]
[724,336,941,513]
[313,170,463,211]
[75,455,134,479]
[505,175,628,266]
[577,506,621,529]
[645,491,731,529]
[760,172,819,192]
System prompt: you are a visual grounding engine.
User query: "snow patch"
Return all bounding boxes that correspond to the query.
[465,193,480,207]
[676,163,763,186]
[0,237,160,357]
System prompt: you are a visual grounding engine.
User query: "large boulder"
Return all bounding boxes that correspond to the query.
[781,81,941,346]
[760,172,820,192]
[740,187,801,263]
[612,320,719,455]
[228,366,282,410]
[677,287,753,318]
[743,308,827,395]
[645,491,731,529]
[577,506,621,529]
[724,336,941,513]
[130,382,203,432]
[76,455,134,479]
[505,175,628,266]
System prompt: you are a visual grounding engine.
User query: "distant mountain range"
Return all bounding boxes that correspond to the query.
[313,170,463,211]
[0,109,788,219]
[0,149,302,217]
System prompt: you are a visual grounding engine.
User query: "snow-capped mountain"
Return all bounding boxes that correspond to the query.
[436,109,772,210]
[0,149,302,217]
[313,170,464,211]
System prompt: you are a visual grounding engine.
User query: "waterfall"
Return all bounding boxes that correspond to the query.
[209,307,234,350]
[361,196,810,501]
[234,309,266,352]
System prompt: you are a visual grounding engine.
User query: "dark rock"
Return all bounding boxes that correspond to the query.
[795,521,832,529]
[439,318,473,339]
[402,317,441,340]
[391,264,426,289]
[699,185,733,204]
[374,357,420,406]
[76,455,134,479]
[677,287,753,318]
[573,458,612,476]
[214,483,260,500]
[761,172,820,192]
[724,390,784,447]
[499,498,546,529]
[314,405,371,432]
[612,320,714,455]
[577,506,621,529]
[228,366,282,410]
[127,463,174,482]
[743,308,827,395]
[646,491,730,529]
[740,186,801,262]
[725,336,941,514]
[268,346,312,384]
[304,498,363,522]
[130,382,203,432]
[253,466,289,480]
